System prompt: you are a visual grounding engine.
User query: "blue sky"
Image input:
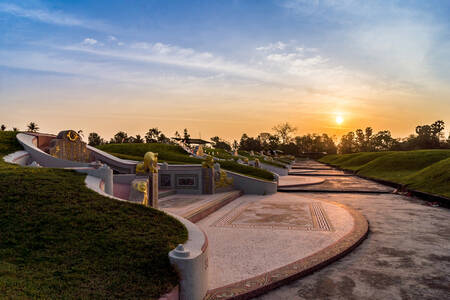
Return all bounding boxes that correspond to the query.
[1,0,449,141]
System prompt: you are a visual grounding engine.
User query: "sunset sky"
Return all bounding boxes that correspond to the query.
[1,0,449,142]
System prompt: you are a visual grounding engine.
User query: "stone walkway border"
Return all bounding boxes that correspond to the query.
[204,198,369,300]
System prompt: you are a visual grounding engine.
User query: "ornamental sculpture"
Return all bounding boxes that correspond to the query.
[136,151,158,174]
[48,130,90,162]
[202,155,214,168]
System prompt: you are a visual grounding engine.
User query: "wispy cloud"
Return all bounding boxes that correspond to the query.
[256,41,286,51]
[82,38,98,45]
[60,41,275,82]
[0,3,109,30]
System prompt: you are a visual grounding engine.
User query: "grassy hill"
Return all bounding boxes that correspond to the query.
[319,150,450,198]
[98,143,275,181]
[97,143,203,164]
[0,131,187,299]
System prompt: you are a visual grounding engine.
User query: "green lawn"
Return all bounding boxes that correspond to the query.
[97,143,204,164]
[0,131,187,299]
[319,150,450,198]
[98,143,275,181]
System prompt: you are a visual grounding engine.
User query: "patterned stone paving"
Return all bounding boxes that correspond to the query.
[212,201,333,231]
[204,196,367,299]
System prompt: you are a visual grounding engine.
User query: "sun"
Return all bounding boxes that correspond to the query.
[336,115,344,125]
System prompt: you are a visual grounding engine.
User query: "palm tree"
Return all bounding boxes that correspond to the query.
[27,122,39,132]
[0,124,6,131]
[134,134,144,143]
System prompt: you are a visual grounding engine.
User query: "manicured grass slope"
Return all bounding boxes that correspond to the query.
[237,151,287,169]
[319,150,450,198]
[97,143,203,164]
[0,132,187,299]
[99,143,275,181]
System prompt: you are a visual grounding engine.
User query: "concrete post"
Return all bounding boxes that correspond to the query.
[99,164,114,196]
[149,172,159,208]
[202,167,215,194]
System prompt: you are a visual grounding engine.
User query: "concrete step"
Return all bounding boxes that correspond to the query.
[183,190,243,223]
[159,189,176,199]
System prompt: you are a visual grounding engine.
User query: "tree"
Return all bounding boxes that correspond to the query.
[338,132,357,154]
[273,123,297,144]
[210,136,231,151]
[371,130,397,151]
[27,122,39,132]
[183,128,190,142]
[112,131,129,143]
[239,133,262,151]
[88,132,104,146]
[413,120,445,149]
[145,128,161,143]
[232,140,239,151]
[157,133,169,144]
[12,127,18,132]
[0,124,5,131]
[134,134,144,143]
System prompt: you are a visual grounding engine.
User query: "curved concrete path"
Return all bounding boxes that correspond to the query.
[278,176,325,187]
[198,193,368,299]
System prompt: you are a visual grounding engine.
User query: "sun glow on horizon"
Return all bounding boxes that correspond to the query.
[336,115,344,125]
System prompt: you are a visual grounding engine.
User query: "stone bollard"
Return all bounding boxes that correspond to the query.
[167,211,208,300]
[98,164,114,196]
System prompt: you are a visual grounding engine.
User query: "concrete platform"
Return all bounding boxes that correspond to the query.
[289,169,352,176]
[200,193,368,299]
[278,175,325,187]
[279,176,395,193]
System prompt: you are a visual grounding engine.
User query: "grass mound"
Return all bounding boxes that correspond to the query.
[0,132,187,299]
[99,143,275,180]
[97,143,203,164]
[204,148,233,160]
[319,149,450,198]
[218,160,275,181]
[404,158,450,198]
[237,151,287,169]
[337,152,392,170]
[357,150,450,181]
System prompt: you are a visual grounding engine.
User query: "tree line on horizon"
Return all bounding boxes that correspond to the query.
[1,120,449,155]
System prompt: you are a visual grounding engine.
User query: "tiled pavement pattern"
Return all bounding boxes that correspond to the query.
[211,201,333,231]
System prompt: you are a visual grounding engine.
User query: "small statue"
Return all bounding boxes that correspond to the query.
[136,151,158,174]
[196,145,204,156]
[202,155,214,168]
[254,158,260,168]
[215,169,233,188]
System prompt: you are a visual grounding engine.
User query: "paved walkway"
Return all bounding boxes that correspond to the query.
[255,162,450,299]
[289,169,351,176]
[278,175,325,187]
[279,176,394,193]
